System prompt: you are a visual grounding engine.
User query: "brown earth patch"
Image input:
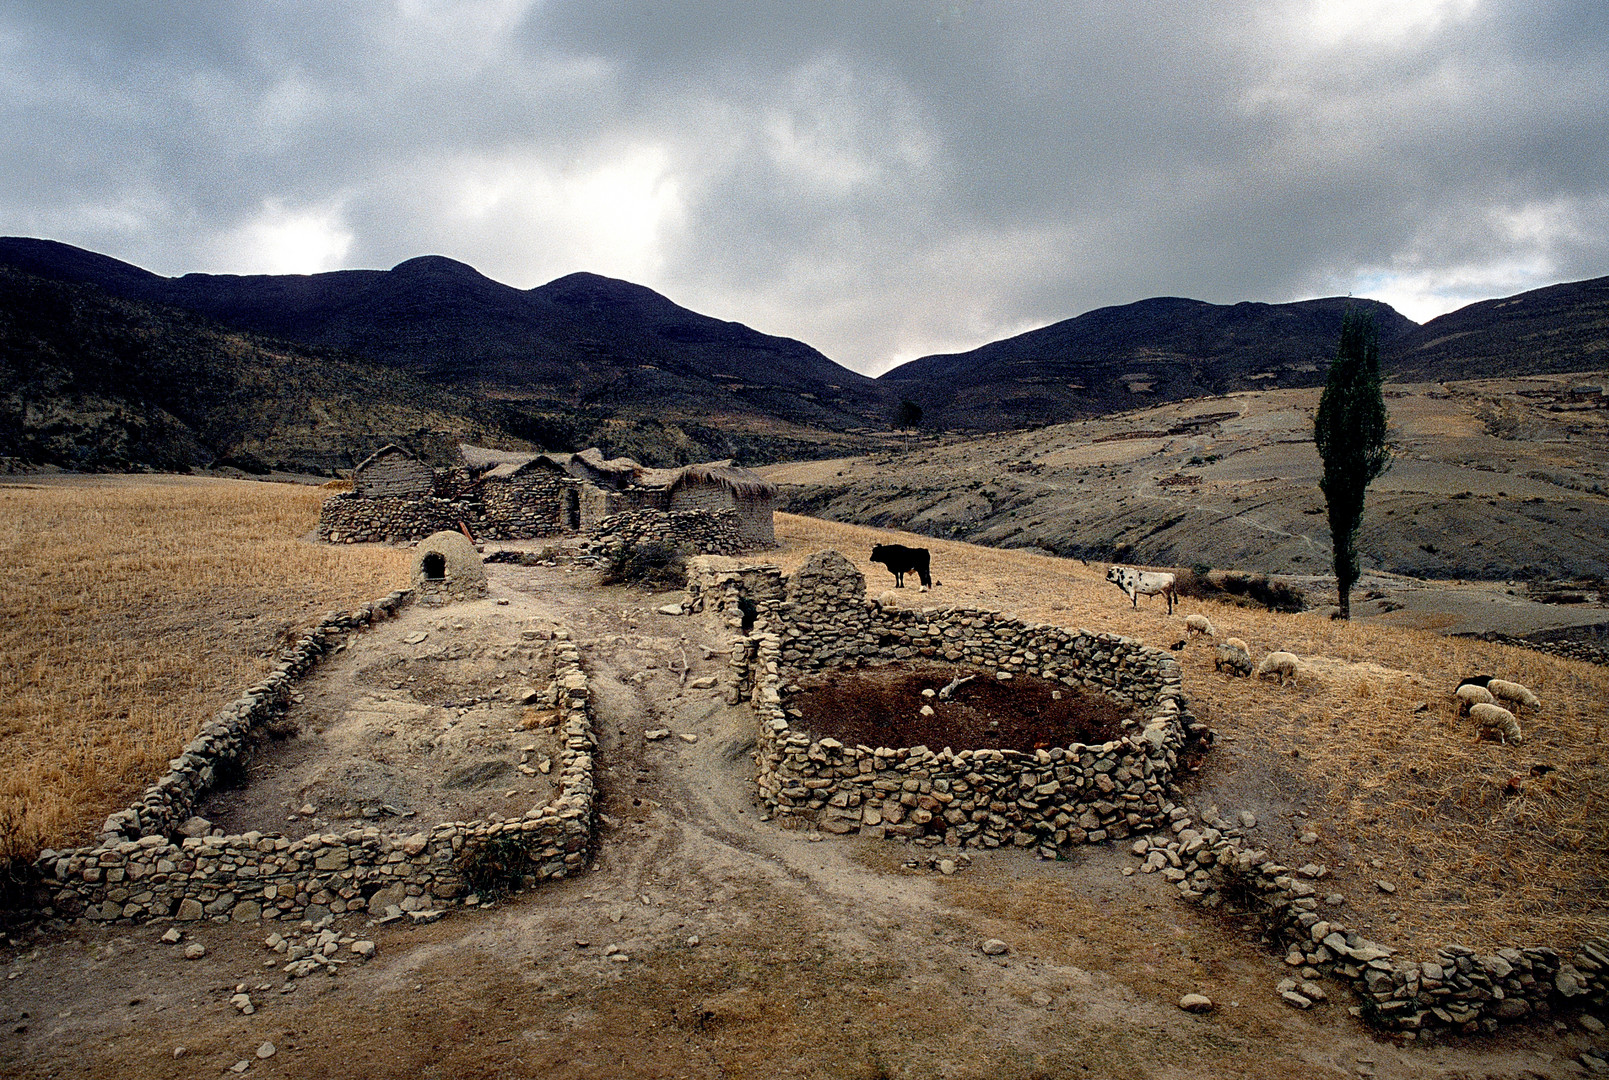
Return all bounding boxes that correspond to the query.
[787,663,1132,751]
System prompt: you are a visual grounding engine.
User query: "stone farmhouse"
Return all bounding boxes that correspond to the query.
[319,444,777,549]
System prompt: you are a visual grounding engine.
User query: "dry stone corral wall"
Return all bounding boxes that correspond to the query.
[726,551,1202,852]
[478,475,573,540]
[1131,818,1609,1033]
[31,598,595,927]
[712,550,1609,1035]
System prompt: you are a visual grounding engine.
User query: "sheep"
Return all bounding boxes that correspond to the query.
[1184,614,1215,637]
[1457,674,1493,690]
[1256,650,1300,686]
[1214,642,1253,677]
[1470,702,1524,745]
[1454,683,1496,714]
[1486,678,1541,711]
[1223,637,1249,654]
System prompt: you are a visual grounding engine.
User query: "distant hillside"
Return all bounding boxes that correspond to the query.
[0,267,523,474]
[0,239,890,463]
[880,275,1609,430]
[1392,275,1609,381]
[878,296,1417,430]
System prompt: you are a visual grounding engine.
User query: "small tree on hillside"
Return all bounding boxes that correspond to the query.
[894,399,923,447]
[1314,308,1392,619]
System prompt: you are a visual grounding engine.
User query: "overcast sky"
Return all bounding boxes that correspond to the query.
[3,1,1606,375]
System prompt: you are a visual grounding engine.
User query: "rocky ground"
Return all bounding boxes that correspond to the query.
[765,374,1609,637]
[4,556,1606,1078]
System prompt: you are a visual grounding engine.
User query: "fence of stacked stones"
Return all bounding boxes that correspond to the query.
[681,556,786,618]
[478,475,574,540]
[318,492,478,544]
[585,508,748,558]
[1127,810,1609,1034]
[724,551,1204,853]
[717,550,1609,1035]
[29,598,596,927]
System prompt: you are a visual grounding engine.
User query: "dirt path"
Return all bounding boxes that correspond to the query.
[1,561,1596,1078]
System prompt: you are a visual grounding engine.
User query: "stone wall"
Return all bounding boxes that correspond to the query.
[682,558,785,621]
[480,475,572,540]
[354,453,434,498]
[586,508,750,558]
[719,550,1609,1035]
[668,485,776,548]
[728,551,1201,853]
[318,493,477,544]
[32,603,596,927]
[1130,815,1609,1033]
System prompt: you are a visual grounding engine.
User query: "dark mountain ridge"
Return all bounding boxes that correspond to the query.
[0,266,520,474]
[4,237,1604,464]
[1392,275,1609,382]
[880,276,1609,430]
[879,295,1415,429]
[0,238,887,439]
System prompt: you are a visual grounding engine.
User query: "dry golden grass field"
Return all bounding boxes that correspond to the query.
[0,476,408,854]
[772,512,1609,951]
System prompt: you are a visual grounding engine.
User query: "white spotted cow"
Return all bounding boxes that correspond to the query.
[1105,564,1178,614]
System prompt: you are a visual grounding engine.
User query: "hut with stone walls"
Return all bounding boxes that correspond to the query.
[668,463,777,548]
[480,455,578,539]
[352,444,435,499]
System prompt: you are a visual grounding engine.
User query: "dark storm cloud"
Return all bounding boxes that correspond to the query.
[2,1,1606,373]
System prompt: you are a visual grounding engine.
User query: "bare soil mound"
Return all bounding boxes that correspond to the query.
[787,663,1132,751]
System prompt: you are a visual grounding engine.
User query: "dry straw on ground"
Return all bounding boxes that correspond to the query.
[0,476,408,853]
[772,512,1609,951]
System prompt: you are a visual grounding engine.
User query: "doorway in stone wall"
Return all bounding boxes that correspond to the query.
[564,488,580,531]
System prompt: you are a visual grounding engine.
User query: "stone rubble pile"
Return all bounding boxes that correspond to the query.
[31,605,595,927]
[261,921,378,979]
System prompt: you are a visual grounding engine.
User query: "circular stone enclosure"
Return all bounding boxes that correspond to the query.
[788,663,1134,752]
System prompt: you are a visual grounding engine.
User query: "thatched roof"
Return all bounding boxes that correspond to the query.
[458,443,539,469]
[353,443,419,472]
[668,462,777,499]
[570,447,643,486]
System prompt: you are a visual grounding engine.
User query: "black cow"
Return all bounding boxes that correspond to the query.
[870,544,932,591]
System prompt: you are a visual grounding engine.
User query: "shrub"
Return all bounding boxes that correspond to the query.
[453,834,532,899]
[598,540,688,589]
[1175,570,1306,613]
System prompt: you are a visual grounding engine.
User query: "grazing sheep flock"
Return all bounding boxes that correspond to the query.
[1183,613,1215,637]
[1452,675,1540,745]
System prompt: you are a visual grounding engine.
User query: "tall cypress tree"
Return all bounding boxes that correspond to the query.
[1314,308,1391,619]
